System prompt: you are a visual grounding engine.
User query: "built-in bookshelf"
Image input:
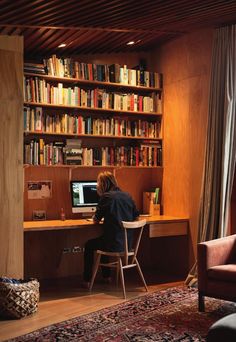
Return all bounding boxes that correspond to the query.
[23,56,163,168]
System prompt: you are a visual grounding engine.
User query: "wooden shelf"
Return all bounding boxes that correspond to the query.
[24,72,162,92]
[23,164,163,169]
[24,101,162,117]
[24,130,162,141]
[24,65,163,169]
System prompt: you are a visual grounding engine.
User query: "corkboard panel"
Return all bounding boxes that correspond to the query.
[0,36,23,278]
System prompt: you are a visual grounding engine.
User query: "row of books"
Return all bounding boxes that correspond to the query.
[42,55,162,88]
[24,76,162,113]
[24,139,162,167]
[24,107,161,138]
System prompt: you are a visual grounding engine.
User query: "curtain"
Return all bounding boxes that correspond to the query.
[186,25,236,286]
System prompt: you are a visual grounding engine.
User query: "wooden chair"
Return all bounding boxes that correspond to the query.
[89,219,148,299]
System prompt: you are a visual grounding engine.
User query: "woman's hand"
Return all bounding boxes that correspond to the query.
[92,215,100,223]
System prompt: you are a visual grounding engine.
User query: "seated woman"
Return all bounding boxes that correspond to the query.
[82,171,139,288]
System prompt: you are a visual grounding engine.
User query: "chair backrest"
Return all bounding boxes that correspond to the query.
[121,219,146,265]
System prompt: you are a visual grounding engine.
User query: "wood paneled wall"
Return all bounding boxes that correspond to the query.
[148,29,214,265]
[24,167,162,221]
[0,36,23,278]
[74,52,149,70]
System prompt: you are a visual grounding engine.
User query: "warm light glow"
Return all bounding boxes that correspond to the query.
[127,41,135,45]
[58,43,67,48]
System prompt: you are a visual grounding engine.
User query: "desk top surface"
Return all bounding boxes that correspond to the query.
[24,215,188,232]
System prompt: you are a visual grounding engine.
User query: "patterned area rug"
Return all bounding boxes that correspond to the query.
[9,286,236,341]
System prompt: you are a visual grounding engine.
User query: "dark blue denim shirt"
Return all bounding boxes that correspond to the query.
[94,188,139,252]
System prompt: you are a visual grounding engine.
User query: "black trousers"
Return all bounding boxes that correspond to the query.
[83,236,110,282]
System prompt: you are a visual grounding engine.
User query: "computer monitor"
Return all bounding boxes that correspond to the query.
[70,180,99,214]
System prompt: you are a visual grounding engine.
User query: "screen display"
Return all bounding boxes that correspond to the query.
[70,181,99,213]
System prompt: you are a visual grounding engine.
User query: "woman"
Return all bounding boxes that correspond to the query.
[82,171,139,287]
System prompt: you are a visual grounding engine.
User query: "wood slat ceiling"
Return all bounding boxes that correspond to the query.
[0,0,236,58]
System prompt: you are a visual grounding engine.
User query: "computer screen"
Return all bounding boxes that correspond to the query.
[70,180,99,214]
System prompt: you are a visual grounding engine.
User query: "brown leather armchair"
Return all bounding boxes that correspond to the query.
[197,234,236,312]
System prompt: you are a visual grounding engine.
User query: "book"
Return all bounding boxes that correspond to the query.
[35,107,43,132]
[109,64,120,83]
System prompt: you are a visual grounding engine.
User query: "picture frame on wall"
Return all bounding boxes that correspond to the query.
[32,210,46,221]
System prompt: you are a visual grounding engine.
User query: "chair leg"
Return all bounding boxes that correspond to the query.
[116,263,120,287]
[89,254,101,291]
[198,291,205,312]
[135,257,148,292]
[118,258,126,299]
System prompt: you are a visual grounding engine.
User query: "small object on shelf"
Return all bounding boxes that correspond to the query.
[32,210,46,221]
[143,191,160,215]
[154,187,160,204]
[60,207,66,221]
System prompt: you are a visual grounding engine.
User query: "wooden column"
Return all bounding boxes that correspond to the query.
[148,29,214,266]
[0,36,23,278]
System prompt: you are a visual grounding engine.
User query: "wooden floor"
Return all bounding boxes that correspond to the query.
[0,273,185,341]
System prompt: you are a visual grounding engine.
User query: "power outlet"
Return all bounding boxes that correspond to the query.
[63,247,71,254]
[72,246,81,253]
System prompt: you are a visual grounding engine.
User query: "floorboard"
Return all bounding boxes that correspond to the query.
[0,272,185,341]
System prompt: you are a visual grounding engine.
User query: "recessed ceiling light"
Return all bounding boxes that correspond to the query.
[127,41,135,45]
[58,43,67,48]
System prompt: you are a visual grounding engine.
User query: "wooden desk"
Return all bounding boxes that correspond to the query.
[24,218,98,232]
[24,215,188,237]
[23,216,189,279]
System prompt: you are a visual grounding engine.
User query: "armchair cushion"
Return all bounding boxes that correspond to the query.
[208,264,236,282]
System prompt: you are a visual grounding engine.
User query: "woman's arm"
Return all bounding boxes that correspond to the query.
[93,193,111,222]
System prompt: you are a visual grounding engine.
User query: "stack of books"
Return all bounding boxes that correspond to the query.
[63,139,83,165]
[24,62,46,75]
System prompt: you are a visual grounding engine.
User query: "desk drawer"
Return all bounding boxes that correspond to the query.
[149,222,188,238]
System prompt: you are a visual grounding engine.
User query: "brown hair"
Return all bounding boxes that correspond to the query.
[97,171,118,196]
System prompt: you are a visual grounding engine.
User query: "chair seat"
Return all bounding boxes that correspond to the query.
[208,264,236,282]
[97,249,134,257]
[89,219,148,299]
